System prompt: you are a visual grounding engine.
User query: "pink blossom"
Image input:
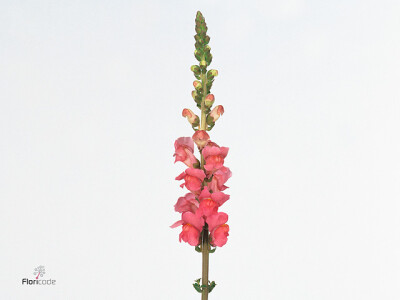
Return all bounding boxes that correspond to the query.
[174,137,199,168]
[192,130,210,150]
[208,105,224,122]
[202,145,229,173]
[196,189,229,218]
[206,212,229,247]
[211,224,229,247]
[174,193,199,214]
[206,141,219,147]
[182,109,199,126]
[170,211,205,246]
[209,166,232,192]
[175,168,206,194]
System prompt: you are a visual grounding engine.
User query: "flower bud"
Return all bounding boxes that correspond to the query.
[208,105,224,122]
[208,69,218,78]
[191,90,198,100]
[194,50,201,61]
[205,94,215,107]
[191,65,201,75]
[200,60,207,69]
[192,130,210,150]
[193,81,202,90]
[182,109,200,126]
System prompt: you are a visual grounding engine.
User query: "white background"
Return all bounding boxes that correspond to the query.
[1,1,400,299]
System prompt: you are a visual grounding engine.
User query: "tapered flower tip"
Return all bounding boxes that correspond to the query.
[192,130,210,150]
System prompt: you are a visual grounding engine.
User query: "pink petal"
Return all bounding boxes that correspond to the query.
[170,220,184,228]
[206,212,228,232]
[182,211,205,231]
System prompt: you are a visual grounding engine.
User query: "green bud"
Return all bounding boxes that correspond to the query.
[208,69,218,78]
[205,94,215,107]
[193,80,202,90]
[191,65,201,75]
[194,50,201,61]
[200,60,207,69]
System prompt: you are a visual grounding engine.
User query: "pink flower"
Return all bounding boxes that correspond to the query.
[208,105,224,122]
[206,212,229,247]
[174,193,199,214]
[174,137,199,168]
[182,109,199,126]
[206,141,219,147]
[176,168,206,194]
[196,188,230,218]
[170,211,205,246]
[192,130,210,150]
[209,166,232,192]
[202,145,229,173]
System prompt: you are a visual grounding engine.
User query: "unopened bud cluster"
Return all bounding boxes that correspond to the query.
[183,11,224,131]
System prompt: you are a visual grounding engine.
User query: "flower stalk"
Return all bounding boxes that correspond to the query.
[171,11,231,299]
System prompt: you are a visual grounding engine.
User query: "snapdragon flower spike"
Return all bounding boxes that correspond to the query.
[172,11,232,298]
[174,137,200,168]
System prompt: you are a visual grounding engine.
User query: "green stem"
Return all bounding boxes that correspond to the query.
[200,72,207,131]
[201,227,209,300]
[199,64,209,299]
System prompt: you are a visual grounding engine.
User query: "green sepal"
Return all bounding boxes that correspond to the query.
[193,282,202,293]
[208,281,217,293]
[191,65,201,75]
[206,114,214,125]
[209,247,216,253]
[194,50,202,61]
[207,123,215,131]
[195,245,202,252]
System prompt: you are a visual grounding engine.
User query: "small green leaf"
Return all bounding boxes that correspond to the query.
[208,281,217,293]
[193,283,202,293]
[195,245,202,253]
